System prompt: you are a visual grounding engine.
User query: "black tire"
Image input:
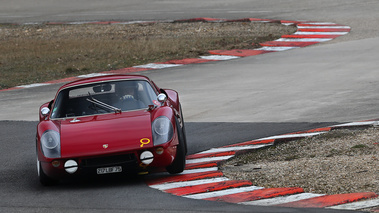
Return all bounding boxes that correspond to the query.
[166,119,186,174]
[37,160,58,186]
[179,105,188,155]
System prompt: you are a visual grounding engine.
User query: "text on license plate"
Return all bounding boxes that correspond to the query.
[97,166,122,175]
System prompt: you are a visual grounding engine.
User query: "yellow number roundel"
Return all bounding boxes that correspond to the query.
[140,138,151,147]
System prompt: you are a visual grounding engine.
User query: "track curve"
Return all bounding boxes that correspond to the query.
[1,1,379,212]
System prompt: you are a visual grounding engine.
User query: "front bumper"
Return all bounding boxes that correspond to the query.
[39,142,178,180]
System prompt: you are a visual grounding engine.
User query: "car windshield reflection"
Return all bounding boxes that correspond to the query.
[50,80,158,119]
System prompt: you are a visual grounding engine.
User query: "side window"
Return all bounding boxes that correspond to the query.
[51,90,67,118]
[142,81,158,105]
[146,83,158,100]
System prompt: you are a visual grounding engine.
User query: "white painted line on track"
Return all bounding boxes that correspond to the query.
[276,38,332,42]
[180,167,219,175]
[196,144,270,154]
[332,121,377,127]
[133,63,183,69]
[149,177,230,190]
[185,155,234,164]
[200,55,240,60]
[258,131,327,141]
[23,22,41,25]
[183,185,264,199]
[250,21,271,23]
[297,26,351,29]
[147,167,219,178]
[16,83,51,88]
[239,193,326,206]
[77,73,110,78]
[256,46,299,51]
[294,31,349,35]
[327,198,379,210]
[302,22,339,25]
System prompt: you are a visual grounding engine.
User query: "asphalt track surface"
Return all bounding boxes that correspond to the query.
[1,1,379,212]
[1,120,339,213]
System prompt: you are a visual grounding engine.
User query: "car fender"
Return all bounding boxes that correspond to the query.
[150,106,175,126]
[36,120,60,161]
[161,89,180,111]
[150,106,179,146]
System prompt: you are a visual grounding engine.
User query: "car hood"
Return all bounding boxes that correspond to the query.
[59,111,153,158]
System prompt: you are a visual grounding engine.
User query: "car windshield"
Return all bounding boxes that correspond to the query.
[50,80,158,119]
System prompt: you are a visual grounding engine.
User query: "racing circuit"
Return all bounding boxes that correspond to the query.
[1,1,379,213]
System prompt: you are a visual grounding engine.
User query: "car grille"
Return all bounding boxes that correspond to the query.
[81,154,137,168]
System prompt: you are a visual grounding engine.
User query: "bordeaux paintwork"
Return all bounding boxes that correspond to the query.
[36,74,185,182]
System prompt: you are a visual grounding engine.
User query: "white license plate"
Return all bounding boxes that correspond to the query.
[97,166,122,175]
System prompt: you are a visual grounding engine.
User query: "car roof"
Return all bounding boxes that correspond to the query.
[58,74,152,91]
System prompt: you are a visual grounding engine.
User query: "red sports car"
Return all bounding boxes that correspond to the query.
[36,74,187,185]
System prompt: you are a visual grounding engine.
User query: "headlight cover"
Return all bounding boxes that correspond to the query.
[152,116,173,146]
[40,130,61,158]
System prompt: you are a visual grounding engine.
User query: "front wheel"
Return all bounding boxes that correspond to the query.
[37,159,58,186]
[166,119,186,174]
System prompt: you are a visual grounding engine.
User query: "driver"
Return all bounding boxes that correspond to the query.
[115,83,145,110]
[120,84,136,101]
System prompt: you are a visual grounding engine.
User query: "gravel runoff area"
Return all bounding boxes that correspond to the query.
[0,21,296,89]
[221,127,379,196]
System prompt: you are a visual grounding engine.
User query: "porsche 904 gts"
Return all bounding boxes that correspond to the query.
[36,74,187,185]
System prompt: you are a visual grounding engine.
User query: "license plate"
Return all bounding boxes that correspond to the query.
[97,166,122,175]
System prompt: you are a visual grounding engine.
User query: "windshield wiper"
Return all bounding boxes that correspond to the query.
[86,95,121,114]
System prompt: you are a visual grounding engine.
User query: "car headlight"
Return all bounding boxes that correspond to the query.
[152,116,173,146]
[40,130,61,158]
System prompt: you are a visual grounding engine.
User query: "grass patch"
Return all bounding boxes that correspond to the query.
[351,144,368,149]
[0,22,296,89]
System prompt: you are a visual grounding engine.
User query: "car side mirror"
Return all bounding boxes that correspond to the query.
[157,93,167,104]
[41,107,50,118]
